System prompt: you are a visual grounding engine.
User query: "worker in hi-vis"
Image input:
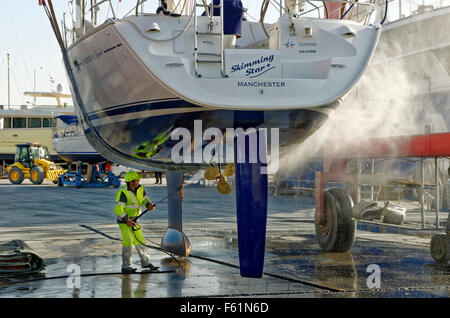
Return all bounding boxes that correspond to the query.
[115,171,159,273]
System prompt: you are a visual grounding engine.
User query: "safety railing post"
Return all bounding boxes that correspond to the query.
[370,158,375,201]
[421,157,425,229]
[108,0,117,19]
[81,0,85,35]
[220,0,224,77]
[435,157,439,229]
[194,1,199,77]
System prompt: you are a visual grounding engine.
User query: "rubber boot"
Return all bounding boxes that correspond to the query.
[135,244,151,267]
[122,246,135,272]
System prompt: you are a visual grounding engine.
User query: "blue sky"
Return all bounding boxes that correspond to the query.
[0,0,73,106]
[0,0,158,106]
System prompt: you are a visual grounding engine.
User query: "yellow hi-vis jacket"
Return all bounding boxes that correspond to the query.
[114,185,150,223]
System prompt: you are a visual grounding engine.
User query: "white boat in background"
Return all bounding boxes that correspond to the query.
[360,2,450,133]
[52,115,105,163]
[371,2,450,83]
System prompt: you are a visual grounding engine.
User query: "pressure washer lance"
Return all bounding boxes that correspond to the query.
[132,191,177,223]
[130,169,205,224]
[130,181,184,225]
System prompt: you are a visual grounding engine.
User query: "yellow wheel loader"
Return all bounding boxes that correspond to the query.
[7,143,66,185]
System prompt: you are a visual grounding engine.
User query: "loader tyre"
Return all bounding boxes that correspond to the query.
[315,187,356,252]
[30,166,45,185]
[8,167,24,184]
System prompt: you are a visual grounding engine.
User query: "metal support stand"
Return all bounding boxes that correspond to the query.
[370,158,375,201]
[161,171,191,257]
[357,159,361,203]
[435,157,439,230]
[58,162,120,188]
[421,157,425,229]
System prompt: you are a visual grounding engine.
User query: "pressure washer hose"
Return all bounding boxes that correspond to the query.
[80,224,183,267]
[79,225,342,293]
[0,269,176,288]
[131,227,184,267]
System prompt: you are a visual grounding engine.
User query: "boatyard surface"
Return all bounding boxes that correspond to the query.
[0,179,448,300]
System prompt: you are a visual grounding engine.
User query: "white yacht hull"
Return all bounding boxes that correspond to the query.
[68,16,380,110]
[65,15,380,170]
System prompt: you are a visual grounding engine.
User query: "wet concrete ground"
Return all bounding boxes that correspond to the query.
[0,179,448,299]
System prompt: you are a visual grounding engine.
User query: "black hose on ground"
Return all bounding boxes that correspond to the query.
[0,269,176,288]
[81,225,342,293]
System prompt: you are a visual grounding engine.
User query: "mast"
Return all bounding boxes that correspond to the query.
[34,69,36,107]
[7,53,10,108]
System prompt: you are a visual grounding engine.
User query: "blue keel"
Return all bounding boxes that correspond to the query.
[234,129,268,278]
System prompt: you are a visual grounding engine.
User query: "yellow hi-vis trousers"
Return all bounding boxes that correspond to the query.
[119,224,151,268]
[119,223,147,247]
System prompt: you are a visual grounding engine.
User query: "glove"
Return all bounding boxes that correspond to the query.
[147,203,155,211]
[126,218,136,228]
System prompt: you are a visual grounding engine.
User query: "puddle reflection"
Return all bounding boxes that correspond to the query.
[429,264,450,286]
[121,274,150,298]
[314,252,358,293]
[162,257,191,298]
[118,257,191,298]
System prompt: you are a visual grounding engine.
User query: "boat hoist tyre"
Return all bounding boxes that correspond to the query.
[8,166,24,185]
[315,187,356,252]
[430,234,450,264]
[30,166,45,185]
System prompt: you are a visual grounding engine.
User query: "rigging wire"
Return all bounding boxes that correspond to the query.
[3,1,34,91]
[9,67,26,105]
[380,0,388,24]
[116,0,122,17]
